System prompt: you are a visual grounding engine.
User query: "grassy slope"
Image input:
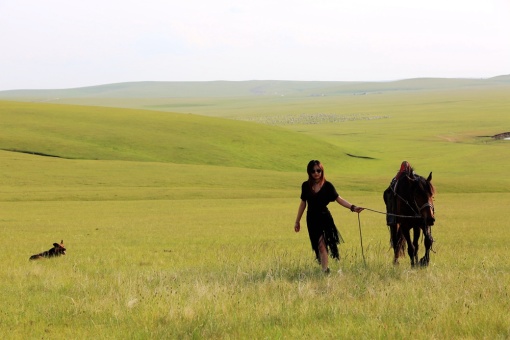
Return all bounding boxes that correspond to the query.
[2,79,510,193]
[1,81,510,339]
[0,150,305,202]
[276,86,510,192]
[0,100,354,172]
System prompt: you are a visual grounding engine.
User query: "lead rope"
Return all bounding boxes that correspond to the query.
[356,205,433,266]
[355,207,423,267]
[362,207,422,218]
[357,212,367,267]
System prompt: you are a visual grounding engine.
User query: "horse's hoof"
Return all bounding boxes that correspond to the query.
[419,258,429,266]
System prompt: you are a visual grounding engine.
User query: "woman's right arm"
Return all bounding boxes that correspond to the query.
[295,200,306,232]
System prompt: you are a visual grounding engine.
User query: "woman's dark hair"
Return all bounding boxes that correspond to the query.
[307,160,325,186]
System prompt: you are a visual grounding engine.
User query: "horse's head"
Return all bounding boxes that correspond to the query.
[412,172,435,226]
[397,171,435,226]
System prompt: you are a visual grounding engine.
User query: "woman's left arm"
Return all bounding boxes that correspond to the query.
[335,196,364,213]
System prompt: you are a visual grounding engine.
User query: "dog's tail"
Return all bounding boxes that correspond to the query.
[29,254,42,260]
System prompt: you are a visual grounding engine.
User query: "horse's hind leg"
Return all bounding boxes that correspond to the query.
[420,226,434,266]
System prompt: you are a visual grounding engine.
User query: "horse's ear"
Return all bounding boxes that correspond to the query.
[427,172,432,182]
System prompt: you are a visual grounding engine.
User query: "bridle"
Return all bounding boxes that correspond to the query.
[395,177,435,220]
[418,201,434,214]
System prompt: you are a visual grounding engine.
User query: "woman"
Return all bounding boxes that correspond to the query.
[294,160,364,273]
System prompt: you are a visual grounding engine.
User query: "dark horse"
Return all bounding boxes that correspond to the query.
[384,170,435,266]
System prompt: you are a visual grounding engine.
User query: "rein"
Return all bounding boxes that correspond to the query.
[394,191,421,217]
[362,207,422,219]
[394,188,434,218]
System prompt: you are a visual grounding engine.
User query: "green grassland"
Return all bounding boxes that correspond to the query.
[1,79,510,338]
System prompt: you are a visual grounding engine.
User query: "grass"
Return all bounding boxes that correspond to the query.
[1,79,510,338]
[2,194,509,338]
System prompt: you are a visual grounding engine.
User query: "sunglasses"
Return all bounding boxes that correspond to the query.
[312,169,322,174]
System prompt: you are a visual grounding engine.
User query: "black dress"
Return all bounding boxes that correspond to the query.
[300,180,344,262]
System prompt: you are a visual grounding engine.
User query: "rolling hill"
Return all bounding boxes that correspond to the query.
[1,77,509,192]
[0,100,354,172]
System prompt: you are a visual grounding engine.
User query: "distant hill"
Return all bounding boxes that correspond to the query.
[488,74,510,82]
[1,77,508,101]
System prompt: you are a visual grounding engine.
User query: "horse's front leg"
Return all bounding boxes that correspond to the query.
[420,226,434,266]
[412,226,420,266]
[402,227,416,266]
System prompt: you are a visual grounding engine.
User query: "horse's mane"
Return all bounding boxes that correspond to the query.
[407,166,435,196]
[419,175,435,195]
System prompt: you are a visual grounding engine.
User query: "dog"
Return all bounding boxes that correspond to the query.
[29,240,66,260]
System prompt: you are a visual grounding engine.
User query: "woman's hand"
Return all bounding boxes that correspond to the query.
[294,221,300,232]
[350,205,365,213]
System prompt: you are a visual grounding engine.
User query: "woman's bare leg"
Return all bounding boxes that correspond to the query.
[318,236,329,272]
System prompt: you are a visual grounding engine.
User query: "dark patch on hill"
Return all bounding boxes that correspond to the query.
[1,149,72,159]
[346,153,375,160]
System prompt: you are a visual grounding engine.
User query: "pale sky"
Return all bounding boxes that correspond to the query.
[1,0,509,91]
